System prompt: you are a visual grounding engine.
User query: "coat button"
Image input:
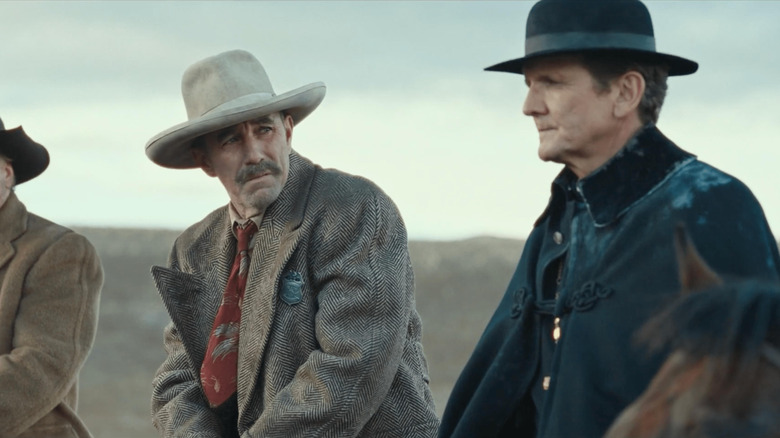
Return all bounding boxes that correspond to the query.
[553,231,564,244]
[543,376,551,390]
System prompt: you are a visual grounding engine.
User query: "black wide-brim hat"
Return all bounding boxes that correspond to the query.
[0,118,50,185]
[486,0,698,76]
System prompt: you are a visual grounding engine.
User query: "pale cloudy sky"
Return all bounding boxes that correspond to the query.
[2,1,779,240]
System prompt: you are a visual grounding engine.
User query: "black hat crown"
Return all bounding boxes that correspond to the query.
[486,0,697,76]
[0,117,50,184]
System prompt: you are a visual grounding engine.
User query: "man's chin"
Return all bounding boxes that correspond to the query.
[243,189,282,212]
[537,147,556,163]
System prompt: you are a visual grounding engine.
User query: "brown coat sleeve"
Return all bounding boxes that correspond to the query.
[0,231,103,436]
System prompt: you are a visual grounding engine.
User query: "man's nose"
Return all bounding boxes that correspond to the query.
[244,136,267,164]
[522,86,546,116]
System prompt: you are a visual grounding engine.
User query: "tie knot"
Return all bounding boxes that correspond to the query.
[235,221,258,251]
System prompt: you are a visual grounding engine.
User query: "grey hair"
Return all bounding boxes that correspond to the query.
[189,110,290,152]
[579,52,670,125]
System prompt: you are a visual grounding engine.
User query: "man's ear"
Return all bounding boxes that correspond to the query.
[1,159,13,179]
[283,114,295,149]
[283,113,294,152]
[192,147,217,177]
[0,158,14,187]
[613,70,645,119]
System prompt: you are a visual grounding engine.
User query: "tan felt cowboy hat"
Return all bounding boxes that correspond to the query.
[0,117,50,185]
[146,49,326,169]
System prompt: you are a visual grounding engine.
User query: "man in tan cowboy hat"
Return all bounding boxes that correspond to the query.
[439,1,780,437]
[146,49,439,437]
[0,118,103,437]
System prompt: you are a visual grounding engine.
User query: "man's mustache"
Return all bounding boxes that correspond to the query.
[236,161,282,184]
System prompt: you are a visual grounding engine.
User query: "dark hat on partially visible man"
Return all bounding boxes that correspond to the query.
[0,117,50,185]
[486,0,698,76]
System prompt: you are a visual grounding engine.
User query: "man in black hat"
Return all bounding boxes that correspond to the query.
[439,1,780,437]
[0,118,103,438]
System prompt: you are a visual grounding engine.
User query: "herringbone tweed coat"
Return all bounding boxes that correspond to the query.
[0,192,103,438]
[151,151,439,437]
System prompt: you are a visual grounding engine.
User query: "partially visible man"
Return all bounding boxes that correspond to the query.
[0,118,103,437]
[146,50,438,437]
[439,1,780,437]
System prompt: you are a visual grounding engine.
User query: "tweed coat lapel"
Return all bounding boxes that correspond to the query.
[0,193,26,350]
[237,151,316,420]
[152,214,235,369]
[0,193,26,271]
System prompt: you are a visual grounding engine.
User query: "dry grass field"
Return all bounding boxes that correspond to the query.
[72,227,524,437]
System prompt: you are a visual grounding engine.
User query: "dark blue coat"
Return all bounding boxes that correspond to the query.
[439,125,780,438]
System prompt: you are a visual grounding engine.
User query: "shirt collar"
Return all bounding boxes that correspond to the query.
[228,202,263,239]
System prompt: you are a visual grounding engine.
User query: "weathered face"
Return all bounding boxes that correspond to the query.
[194,112,293,219]
[0,155,14,209]
[522,55,621,177]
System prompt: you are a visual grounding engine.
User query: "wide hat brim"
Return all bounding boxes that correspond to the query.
[146,82,326,169]
[485,48,698,76]
[0,126,50,184]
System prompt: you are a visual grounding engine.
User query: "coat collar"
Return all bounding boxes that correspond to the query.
[0,192,27,242]
[538,125,696,228]
[235,149,317,418]
[209,149,316,257]
[257,149,314,236]
[0,192,27,269]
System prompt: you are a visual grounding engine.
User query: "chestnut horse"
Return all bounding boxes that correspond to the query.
[605,227,780,438]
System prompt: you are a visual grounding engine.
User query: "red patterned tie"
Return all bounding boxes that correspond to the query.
[200,221,258,407]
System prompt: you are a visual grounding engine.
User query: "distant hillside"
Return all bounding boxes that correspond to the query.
[72,227,523,437]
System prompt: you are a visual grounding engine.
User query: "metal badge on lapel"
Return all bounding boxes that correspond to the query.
[280,270,304,305]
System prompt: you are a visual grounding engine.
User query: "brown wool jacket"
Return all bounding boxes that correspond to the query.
[0,192,103,438]
[151,151,439,437]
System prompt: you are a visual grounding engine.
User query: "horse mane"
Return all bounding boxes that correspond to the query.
[634,282,780,437]
[640,224,780,359]
[638,280,780,359]
[607,226,780,438]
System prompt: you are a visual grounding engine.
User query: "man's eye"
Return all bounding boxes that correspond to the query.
[527,79,557,89]
[222,136,239,146]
